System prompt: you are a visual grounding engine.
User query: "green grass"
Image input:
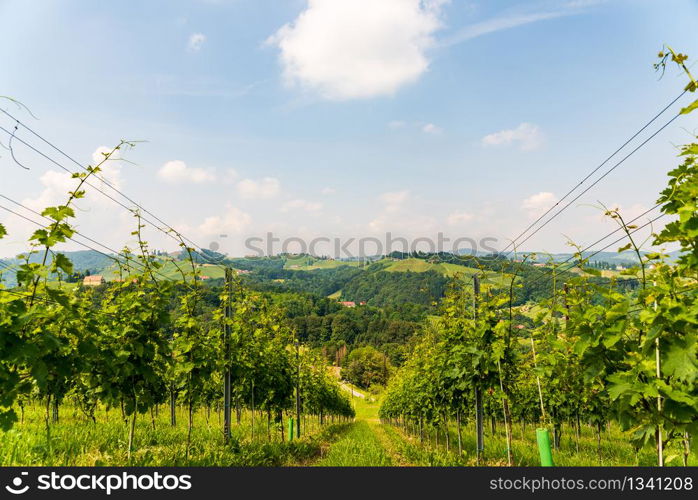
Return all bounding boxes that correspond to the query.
[315,421,392,466]
[7,398,693,467]
[380,420,697,467]
[1,403,348,466]
[314,392,395,466]
[326,388,696,467]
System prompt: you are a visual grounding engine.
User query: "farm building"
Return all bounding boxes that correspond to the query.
[82,275,105,286]
[339,301,356,307]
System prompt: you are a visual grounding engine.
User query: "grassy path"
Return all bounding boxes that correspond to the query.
[315,420,392,466]
[367,420,412,466]
[314,388,414,466]
[313,380,698,466]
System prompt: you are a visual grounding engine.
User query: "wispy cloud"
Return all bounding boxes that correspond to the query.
[441,1,607,47]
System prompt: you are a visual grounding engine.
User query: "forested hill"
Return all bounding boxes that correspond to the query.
[234,253,641,308]
[0,249,643,366]
[1,250,645,307]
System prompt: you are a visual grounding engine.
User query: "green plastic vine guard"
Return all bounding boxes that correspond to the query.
[536,428,554,466]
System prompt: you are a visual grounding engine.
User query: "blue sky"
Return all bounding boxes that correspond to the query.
[1,0,697,258]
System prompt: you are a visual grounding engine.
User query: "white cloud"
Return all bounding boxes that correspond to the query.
[447,211,474,225]
[267,0,448,100]
[158,160,216,184]
[198,206,251,235]
[482,122,544,151]
[282,199,323,213]
[522,192,558,217]
[22,170,78,215]
[379,190,410,212]
[321,187,336,195]
[22,146,126,213]
[187,33,206,52]
[422,123,442,134]
[0,146,136,253]
[236,177,281,200]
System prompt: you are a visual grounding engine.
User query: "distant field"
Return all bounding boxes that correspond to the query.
[101,260,228,281]
[379,258,513,285]
[46,281,80,290]
[565,266,629,279]
[283,256,361,271]
[516,303,547,320]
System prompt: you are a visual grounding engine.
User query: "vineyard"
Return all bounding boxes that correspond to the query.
[0,51,697,468]
[0,142,357,465]
[379,52,698,466]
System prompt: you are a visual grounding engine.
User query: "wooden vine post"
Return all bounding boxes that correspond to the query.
[223,267,233,443]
